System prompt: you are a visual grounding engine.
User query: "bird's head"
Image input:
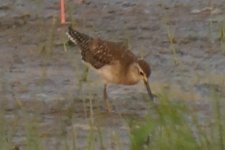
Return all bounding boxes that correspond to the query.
[130,59,154,100]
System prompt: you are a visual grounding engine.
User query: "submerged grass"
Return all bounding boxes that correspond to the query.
[1,28,225,150]
[0,64,224,149]
[212,91,225,150]
[129,89,225,150]
[165,24,179,64]
[219,21,225,54]
[1,2,225,150]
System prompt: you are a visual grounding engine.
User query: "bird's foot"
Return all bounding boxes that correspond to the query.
[105,101,113,113]
[150,94,158,103]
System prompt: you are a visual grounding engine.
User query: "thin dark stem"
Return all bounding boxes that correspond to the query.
[103,83,111,112]
[104,83,108,100]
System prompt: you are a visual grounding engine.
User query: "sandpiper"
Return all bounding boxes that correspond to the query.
[66,26,154,111]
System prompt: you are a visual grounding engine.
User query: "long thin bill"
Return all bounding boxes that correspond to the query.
[144,79,154,100]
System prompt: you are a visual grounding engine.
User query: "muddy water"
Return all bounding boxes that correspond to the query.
[0,0,225,149]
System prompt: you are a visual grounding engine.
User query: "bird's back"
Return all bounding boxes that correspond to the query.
[66,26,137,70]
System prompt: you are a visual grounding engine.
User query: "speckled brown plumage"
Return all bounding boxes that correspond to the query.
[66,26,154,111]
[67,26,148,74]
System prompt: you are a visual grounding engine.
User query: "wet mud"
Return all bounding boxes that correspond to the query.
[0,0,224,149]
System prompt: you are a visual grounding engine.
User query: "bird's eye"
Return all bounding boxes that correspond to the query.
[139,71,144,76]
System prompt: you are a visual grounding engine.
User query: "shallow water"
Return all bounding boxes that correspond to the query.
[0,0,224,149]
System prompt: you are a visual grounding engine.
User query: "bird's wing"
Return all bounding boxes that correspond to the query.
[88,38,137,69]
[67,26,136,69]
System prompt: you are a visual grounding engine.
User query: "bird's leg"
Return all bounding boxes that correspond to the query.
[103,83,112,112]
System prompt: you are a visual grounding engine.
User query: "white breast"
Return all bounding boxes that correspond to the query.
[97,64,118,83]
[96,63,140,85]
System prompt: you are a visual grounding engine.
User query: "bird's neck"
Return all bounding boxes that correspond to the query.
[120,64,140,85]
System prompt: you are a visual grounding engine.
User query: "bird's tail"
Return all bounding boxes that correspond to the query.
[66,26,90,45]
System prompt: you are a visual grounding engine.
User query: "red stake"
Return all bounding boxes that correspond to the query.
[60,0,66,24]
